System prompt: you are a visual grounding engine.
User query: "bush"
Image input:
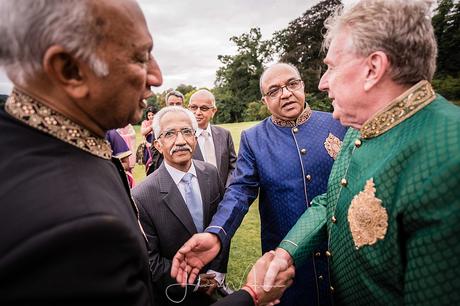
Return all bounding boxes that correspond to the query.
[432,76,460,101]
[307,92,333,112]
[243,101,270,121]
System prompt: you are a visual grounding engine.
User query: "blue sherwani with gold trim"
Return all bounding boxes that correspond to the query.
[207,106,347,306]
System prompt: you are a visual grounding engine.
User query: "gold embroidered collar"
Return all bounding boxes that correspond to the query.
[360,80,435,139]
[5,88,112,160]
[271,104,312,127]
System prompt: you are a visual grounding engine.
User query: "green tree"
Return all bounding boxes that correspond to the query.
[243,101,271,121]
[432,0,460,100]
[214,28,272,123]
[433,0,460,78]
[270,0,342,97]
[176,84,197,96]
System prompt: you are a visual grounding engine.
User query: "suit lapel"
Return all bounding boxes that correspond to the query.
[211,125,222,170]
[193,143,204,161]
[158,164,197,235]
[195,161,211,226]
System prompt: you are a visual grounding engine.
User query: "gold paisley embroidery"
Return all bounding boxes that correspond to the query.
[5,88,112,160]
[324,133,342,160]
[348,178,388,249]
[271,104,312,127]
[360,80,435,139]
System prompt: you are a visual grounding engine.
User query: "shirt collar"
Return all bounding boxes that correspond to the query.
[164,161,197,185]
[195,124,212,137]
[360,80,436,139]
[5,88,112,160]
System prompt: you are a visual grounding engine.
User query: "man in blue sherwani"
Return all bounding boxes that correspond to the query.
[172,63,347,306]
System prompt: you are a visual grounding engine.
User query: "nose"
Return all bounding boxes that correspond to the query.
[318,71,328,92]
[174,131,187,144]
[147,55,163,88]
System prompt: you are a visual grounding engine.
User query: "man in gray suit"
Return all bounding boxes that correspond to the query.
[132,106,230,306]
[189,89,237,187]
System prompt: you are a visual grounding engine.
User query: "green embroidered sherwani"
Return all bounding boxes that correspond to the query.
[279,81,460,305]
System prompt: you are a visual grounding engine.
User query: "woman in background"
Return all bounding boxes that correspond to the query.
[140,106,157,173]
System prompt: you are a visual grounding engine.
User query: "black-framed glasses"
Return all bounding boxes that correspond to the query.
[158,128,195,140]
[189,105,215,112]
[264,79,304,99]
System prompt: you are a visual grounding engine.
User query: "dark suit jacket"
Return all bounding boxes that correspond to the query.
[0,108,153,305]
[193,125,236,187]
[132,160,228,306]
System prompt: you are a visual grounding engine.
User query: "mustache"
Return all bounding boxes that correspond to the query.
[170,145,192,155]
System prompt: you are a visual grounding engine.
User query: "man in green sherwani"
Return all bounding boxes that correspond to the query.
[264,0,460,305]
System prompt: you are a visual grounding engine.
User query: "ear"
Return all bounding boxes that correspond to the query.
[364,51,389,91]
[42,45,90,99]
[211,107,217,118]
[154,139,163,154]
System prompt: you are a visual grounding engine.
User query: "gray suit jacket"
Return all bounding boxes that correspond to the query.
[132,160,228,306]
[193,125,236,187]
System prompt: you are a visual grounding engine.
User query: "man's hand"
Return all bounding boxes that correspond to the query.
[262,248,293,292]
[171,233,221,285]
[243,251,295,306]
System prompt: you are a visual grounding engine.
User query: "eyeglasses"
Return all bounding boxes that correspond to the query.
[189,105,215,112]
[158,128,195,140]
[264,79,304,100]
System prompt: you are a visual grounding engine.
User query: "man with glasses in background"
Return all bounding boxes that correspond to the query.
[189,89,237,187]
[132,106,230,305]
[173,63,347,306]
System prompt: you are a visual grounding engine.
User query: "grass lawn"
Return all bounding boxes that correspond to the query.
[132,121,261,289]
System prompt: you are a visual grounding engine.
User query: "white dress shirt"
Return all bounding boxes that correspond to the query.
[196,125,217,165]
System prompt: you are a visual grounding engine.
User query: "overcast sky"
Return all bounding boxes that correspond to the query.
[0,0,357,95]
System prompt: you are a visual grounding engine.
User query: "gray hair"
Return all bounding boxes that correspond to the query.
[165,90,185,104]
[153,106,198,139]
[259,63,302,96]
[189,89,216,107]
[323,0,437,84]
[0,0,108,85]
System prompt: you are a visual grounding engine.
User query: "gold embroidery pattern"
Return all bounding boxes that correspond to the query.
[360,80,436,139]
[5,89,112,160]
[271,104,312,127]
[348,178,388,249]
[324,133,342,160]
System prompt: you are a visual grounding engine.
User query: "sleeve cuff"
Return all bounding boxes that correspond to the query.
[278,240,298,260]
[205,225,228,246]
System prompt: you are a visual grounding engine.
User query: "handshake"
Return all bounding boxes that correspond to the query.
[171,233,295,306]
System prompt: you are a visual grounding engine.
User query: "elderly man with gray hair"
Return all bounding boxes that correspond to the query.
[132,106,231,305]
[0,0,162,304]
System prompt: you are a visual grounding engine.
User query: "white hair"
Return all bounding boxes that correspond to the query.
[153,106,198,139]
[0,0,108,85]
[323,0,437,84]
[189,89,216,107]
